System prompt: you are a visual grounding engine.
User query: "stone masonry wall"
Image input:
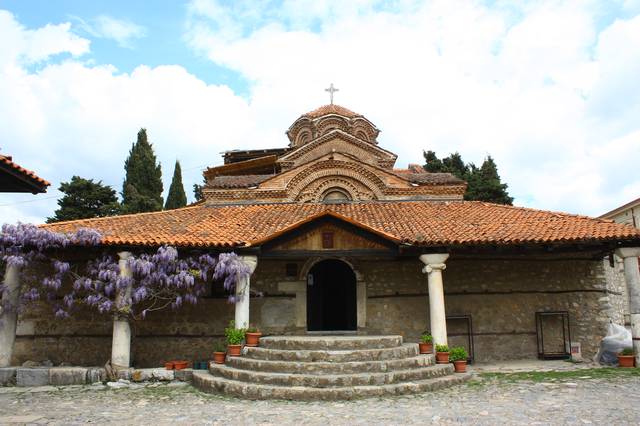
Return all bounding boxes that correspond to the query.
[603,255,629,325]
[11,256,623,366]
[362,256,620,362]
[12,260,297,367]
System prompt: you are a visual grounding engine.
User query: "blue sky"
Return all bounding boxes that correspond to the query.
[0,0,639,223]
[0,0,248,92]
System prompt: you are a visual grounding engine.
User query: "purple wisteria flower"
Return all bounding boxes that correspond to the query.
[1,221,246,319]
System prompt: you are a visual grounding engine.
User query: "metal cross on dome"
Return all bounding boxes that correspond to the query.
[325,83,339,105]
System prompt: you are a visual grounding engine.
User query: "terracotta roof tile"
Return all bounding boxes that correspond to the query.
[43,201,640,249]
[303,104,362,119]
[0,155,50,191]
[393,169,465,185]
[209,174,275,188]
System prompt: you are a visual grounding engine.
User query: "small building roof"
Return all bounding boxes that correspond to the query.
[44,200,640,249]
[0,154,50,193]
[599,197,640,219]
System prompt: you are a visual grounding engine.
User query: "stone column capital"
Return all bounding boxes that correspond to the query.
[419,253,449,274]
[117,251,132,261]
[615,247,640,259]
[240,255,258,274]
[422,263,446,274]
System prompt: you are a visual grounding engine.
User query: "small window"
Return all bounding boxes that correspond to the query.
[322,188,351,203]
[322,232,334,249]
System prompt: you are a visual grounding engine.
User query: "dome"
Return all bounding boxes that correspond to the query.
[303,104,362,119]
[287,104,380,147]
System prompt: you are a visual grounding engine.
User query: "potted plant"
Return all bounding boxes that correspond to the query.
[225,320,246,357]
[449,346,468,372]
[435,344,450,364]
[245,325,262,347]
[213,341,226,364]
[173,360,189,370]
[419,333,433,354]
[618,348,635,368]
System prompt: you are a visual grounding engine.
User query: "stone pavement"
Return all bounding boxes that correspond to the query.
[0,368,639,425]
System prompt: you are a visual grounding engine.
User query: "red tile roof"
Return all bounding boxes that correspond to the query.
[0,155,50,192]
[43,201,640,249]
[393,169,465,185]
[303,104,362,119]
[209,174,274,188]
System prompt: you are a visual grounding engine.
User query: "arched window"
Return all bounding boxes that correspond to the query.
[322,188,351,203]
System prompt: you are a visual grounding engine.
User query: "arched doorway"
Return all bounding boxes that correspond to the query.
[307,259,357,331]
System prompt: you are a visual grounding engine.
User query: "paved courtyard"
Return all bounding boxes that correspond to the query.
[0,368,639,425]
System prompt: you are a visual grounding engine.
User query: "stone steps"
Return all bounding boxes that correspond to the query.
[193,370,471,400]
[209,362,453,387]
[259,335,403,350]
[243,343,419,362]
[192,335,468,400]
[226,354,434,374]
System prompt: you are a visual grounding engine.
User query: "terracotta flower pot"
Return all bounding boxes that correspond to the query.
[173,360,189,370]
[164,361,174,370]
[418,343,433,354]
[453,360,467,373]
[436,351,450,364]
[227,344,242,357]
[213,351,226,364]
[245,332,262,347]
[618,354,635,368]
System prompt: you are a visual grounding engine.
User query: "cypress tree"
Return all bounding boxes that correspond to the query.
[465,156,513,205]
[121,128,163,213]
[47,176,120,223]
[165,160,187,210]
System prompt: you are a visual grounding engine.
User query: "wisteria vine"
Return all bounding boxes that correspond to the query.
[0,223,250,320]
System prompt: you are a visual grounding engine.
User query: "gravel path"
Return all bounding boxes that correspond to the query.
[0,371,639,425]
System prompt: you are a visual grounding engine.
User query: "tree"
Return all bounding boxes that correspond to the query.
[193,175,207,202]
[121,128,163,213]
[423,151,468,179]
[423,150,444,173]
[165,161,187,210]
[465,156,513,205]
[47,177,120,223]
[441,152,468,180]
[422,150,513,205]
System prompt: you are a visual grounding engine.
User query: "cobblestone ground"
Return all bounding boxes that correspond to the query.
[1,369,639,425]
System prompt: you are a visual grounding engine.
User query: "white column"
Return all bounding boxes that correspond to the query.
[111,251,133,368]
[615,247,640,366]
[0,264,21,367]
[420,253,450,347]
[235,255,258,329]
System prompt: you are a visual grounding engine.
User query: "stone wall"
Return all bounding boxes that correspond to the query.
[362,256,620,362]
[10,255,624,366]
[603,255,629,325]
[11,260,298,367]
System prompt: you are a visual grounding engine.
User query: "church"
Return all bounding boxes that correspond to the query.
[14,98,640,370]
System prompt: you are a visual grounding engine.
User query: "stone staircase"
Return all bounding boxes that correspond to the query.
[192,335,470,400]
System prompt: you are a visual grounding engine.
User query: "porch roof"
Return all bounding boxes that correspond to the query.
[42,200,640,250]
[0,154,50,193]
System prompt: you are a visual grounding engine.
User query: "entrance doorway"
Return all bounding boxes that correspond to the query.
[307,259,357,331]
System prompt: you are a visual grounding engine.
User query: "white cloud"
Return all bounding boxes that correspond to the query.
[1,2,640,224]
[0,10,89,68]
[0,10,251,224]
[74,15,146,48]
[184,0,640,217]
